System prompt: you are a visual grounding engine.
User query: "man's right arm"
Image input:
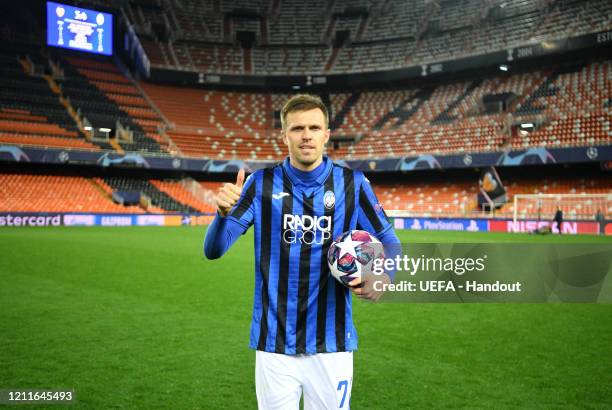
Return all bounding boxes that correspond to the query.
[203,169,256,259]
[204,214,249,259]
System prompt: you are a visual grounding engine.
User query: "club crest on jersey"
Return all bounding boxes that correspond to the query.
[323,190,335,209]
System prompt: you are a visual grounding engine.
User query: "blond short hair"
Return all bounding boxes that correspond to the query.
[280,94,329,130]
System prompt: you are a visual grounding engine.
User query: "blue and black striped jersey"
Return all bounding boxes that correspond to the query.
[226,157,392,354]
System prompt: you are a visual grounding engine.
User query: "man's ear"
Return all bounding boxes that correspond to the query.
[281,130,288,146]
[324,129,331,144]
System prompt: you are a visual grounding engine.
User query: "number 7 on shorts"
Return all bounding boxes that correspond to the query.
[337,380,349,408]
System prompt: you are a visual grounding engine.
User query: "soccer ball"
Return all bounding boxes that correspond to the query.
[327,230,385,286]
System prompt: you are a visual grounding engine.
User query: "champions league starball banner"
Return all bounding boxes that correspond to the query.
[3,144,612,173]
[46,1,113,56]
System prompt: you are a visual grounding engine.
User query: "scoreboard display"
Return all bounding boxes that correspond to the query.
[46,1,113,56]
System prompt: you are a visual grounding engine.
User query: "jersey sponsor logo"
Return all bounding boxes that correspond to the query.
[272,192,290,200]
[283,214,331,244]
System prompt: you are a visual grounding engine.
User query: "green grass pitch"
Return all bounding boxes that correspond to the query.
[1,227,611,409]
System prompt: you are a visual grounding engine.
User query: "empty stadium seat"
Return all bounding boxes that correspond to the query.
[138,58,610,160]
[0,174,215,214]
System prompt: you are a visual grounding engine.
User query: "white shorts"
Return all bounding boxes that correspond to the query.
[255,350,353,410]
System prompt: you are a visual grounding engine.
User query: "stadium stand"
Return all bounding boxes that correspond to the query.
[62,57,172,152]
[5,51,607,161]
[0,173,143,213]
[54,55,169,154]
[0,173,215,214]
[137,0,611,75]
[373,179,479,217]
[511,61,612,148]
[502,176,612,219]
[141,84,284,160]
[1,0,607,161]
[252,46,331,75]
[371,173,612,219]
[0,45,100,151]
[137,58,609,160]
[0,38,173,155]
[150,180,217,213]
[185,43,244,74]
[2,170,607,220]
[0,0,609,223]
[102,176,200,213]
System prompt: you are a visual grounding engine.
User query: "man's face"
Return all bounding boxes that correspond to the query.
[282,108,330,171]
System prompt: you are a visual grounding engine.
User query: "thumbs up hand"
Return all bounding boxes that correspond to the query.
[215,168,246,217]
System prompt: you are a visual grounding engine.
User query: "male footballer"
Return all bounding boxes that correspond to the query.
[204,94,400,409]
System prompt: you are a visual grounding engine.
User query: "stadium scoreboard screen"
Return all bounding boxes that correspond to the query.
[46,1,113,56]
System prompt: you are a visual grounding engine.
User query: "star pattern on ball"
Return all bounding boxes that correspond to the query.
[335,239,363,258]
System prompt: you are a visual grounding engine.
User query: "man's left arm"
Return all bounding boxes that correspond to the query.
[350,173,401,301]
